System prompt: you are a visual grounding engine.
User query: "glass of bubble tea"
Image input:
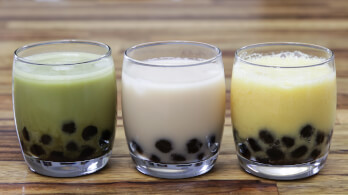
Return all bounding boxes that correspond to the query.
[231,42,336,180]
[13,40,116,177]
[122,41,226,179]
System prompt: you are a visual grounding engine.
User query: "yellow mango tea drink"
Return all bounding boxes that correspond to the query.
[122,41,225,179]
[231,43,336,180]
[13,41,116,177]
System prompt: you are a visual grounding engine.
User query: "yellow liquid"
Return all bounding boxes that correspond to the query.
[231,52,336,164]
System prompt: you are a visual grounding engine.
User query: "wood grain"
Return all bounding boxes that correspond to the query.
[0,0,348,194]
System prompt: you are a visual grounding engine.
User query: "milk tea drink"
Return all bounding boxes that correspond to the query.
[14,52,116,162]
[122,58,225,164]
[231,51,336,165]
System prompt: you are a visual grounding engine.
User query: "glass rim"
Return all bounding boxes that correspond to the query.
[235,42,334,69]
[124,40,222,67]
[14,40,112,66]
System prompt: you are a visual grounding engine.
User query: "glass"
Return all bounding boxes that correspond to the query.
[12,40,117,177]
[122,41,226,179]
[231,42,336,180]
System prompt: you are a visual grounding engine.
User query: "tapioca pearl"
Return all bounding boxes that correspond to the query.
[62,122,76,134]
[266,147,284,161]
[207,134,216,148]
[66,141,78,151]
[259,130,274,144]
[316,132,325,145]
[300,124,314,139]
[238,143,251,159]
[247,138,261,152]
[101,130,112,141]
[40,134,52,145]
[22,127,30,141]
[150,155,161,163]
[155,139,173,153]
[291,145,308,158]
[171,153,186,162]
[197,153,205,161]
[79,146,96,159]
[208,134,219,153]
[281,136,295,148]
[82,126,98,141]
[310,149,321,159]
[130,141,143,154]
[256,157,269,164]
[30,144,45,156]
[187,138,203,154]
[48,151,64,161]
[99,130,112,148]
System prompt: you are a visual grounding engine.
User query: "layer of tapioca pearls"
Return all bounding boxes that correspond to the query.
[20,121,114,162]
[234,124,333,165]
[128,133,221,164]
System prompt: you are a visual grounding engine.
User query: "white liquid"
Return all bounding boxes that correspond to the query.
[122,58,226,163]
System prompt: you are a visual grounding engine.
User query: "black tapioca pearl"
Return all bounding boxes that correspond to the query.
[99,130,112,147]
[300,124,314,138]
[40,134,52,145]
[62,122,76,134]
[291,145,308,158]
[281,136,295,148]
[247,138,261,152]
[66,141,78,151]
[48,151,64,161]
[150,155,161,163]
[316,132,325,145]
[209,135,216,145]
[256,157,269,164]
[101,130,112,141]
[22,127,30,141]
[30,144,45,156]
[310,149,321,159]
[155,139,173,153]
[79,146,96,159]
[82,126,98,141]
[197,153,205,161]
[266,147,284,161]
[238,143,251,159]
[186,138,203,154]
[171,153,186,162]
[130,141,143,154]
[259,130,274,144]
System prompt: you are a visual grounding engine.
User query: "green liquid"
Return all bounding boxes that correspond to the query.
[13,52,116,161]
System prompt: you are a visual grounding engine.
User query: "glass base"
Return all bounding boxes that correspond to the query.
[238,153,328,180]
[24,151,111,177]
[131,152,219,179]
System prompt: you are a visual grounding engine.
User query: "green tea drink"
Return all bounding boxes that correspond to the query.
[13,52,116,162]
[231,52,336,165]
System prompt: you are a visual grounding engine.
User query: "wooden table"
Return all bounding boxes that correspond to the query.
[1,0,347,194]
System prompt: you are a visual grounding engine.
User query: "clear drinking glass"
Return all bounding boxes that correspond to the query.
[12,40,116,177]
[122,41,226,179]
[231,42,336,180]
